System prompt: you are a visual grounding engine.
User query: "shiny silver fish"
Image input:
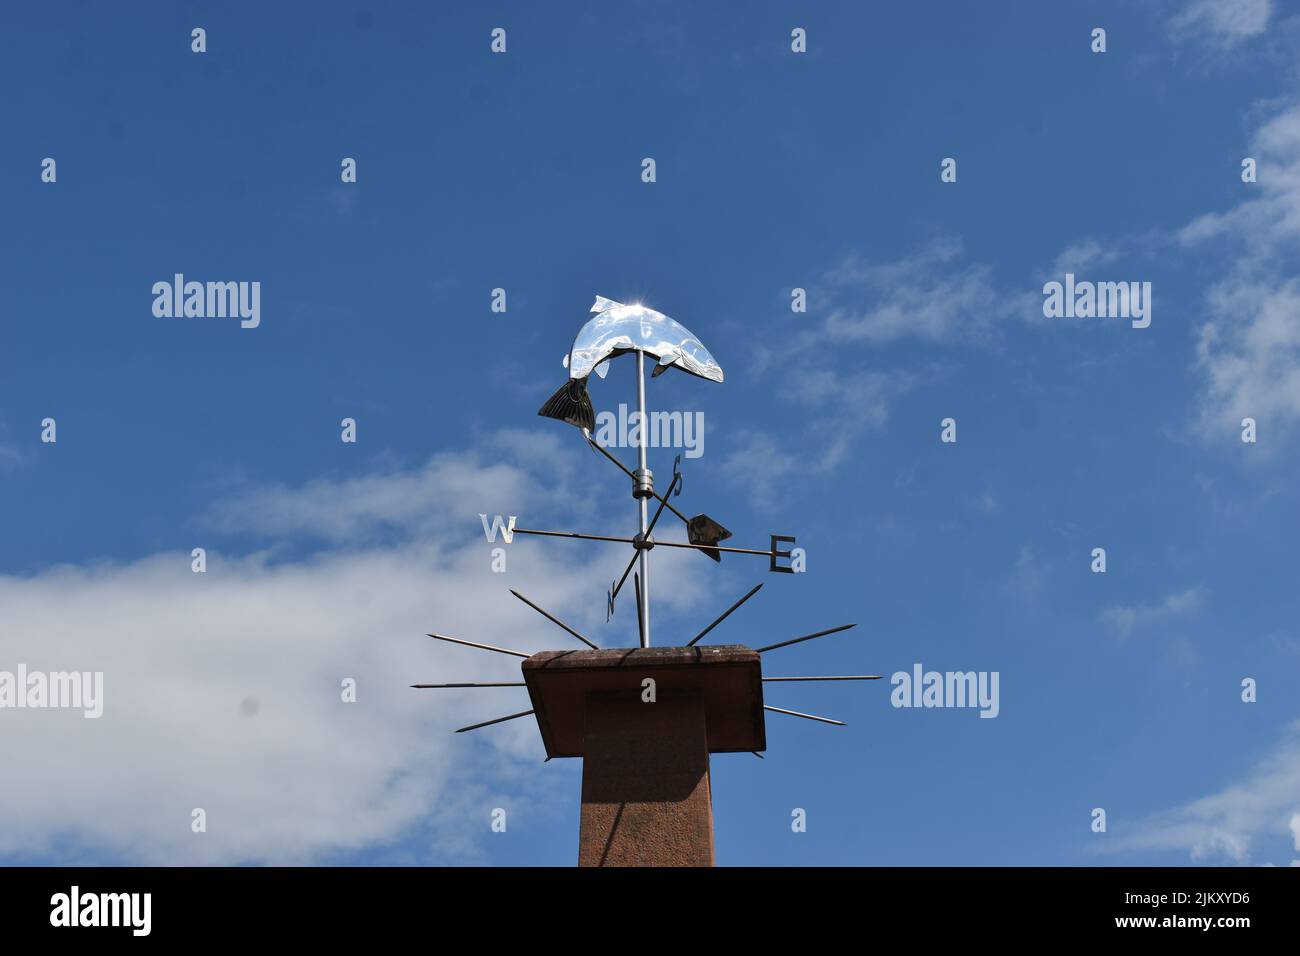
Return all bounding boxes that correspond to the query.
[538,296,724,430]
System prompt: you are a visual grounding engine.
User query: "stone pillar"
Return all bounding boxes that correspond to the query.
[578,690,713,867]
[520,645,764,868]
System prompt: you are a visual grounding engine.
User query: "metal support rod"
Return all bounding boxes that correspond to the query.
[411,682,527,688]
[610,470,681,607]
[635,350,651,647]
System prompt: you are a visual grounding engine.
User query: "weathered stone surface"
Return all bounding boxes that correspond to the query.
[578,691,713,866]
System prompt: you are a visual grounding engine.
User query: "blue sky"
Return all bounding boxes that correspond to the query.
[2,0,1299,866]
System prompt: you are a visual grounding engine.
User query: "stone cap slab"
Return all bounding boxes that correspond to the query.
[522,644,765,758]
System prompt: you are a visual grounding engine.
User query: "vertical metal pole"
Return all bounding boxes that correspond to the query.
[636,350,651,647]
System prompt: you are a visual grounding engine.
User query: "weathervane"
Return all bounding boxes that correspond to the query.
[413,295,880,864]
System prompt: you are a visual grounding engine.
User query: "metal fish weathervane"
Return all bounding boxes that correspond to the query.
[415,295,879,747]
[538,295,724,432]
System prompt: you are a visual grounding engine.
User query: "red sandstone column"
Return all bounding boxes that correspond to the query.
[577,691,714,867]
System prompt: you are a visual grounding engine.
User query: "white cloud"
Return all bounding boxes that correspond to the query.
[814,238,1030,346]
[1101,587,1207,638]
[1005,545,1047,599]
[733,238,1023,508]
[1180,102,1300,438]
[1169,0,1273,49]
[1109,720,1300,864]
[1048,238,1122,279]
[0,431,709,864]
[722,369,911,510]
[207,428,580,543]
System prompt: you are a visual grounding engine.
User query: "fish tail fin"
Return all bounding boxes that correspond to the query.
[538,378,595,431]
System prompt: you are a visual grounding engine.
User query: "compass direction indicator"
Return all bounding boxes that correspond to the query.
[415,294,884,867]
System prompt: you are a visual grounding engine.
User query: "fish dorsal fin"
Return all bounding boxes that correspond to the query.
[591,295,623,313]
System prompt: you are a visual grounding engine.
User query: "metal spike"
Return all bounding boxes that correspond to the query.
[633,573,646,647]
[455,709,536,733]
[762,675,881,682]
[427,633,530,659]
[763,704,845,726]
[509,589,598,650]
[755,624,856,654]
[686,583,763,646]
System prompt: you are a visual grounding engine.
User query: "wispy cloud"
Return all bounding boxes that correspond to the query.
[732,238,1030,509]
[1101,587,1207,638]
[1107,719,1300,864]
[1169,0,1273,50]
[813,238,1033,347]
[207,428,577,544]
[1048,238,1122,279]
[1005,545,1047,600]
[1178,101,1300,441]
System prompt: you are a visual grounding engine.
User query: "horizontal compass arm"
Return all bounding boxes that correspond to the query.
[509,589,599,650]
[763,704,846,727]
[427,633,531,659]
[455,709,536,733]
[755,623,856,654]
[512,526,776,558]
[411,682,527,688]
[686,582,763,646]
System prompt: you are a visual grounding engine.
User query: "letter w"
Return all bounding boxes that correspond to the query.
[479,514,516,544]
